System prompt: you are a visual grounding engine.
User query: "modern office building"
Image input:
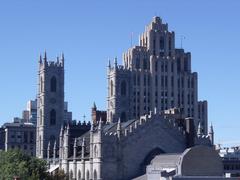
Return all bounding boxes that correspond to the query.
[0,122,36,156]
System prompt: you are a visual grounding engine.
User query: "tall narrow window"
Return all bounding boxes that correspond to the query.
[143,58,148,70]
[110,80,113,96]
[40,77,43,93]
[136,58,140,69]
[160,37,164,50]
[121,81,127,96]
[50,109,56,125]
[40,109,43,125]
[50,76,57,92]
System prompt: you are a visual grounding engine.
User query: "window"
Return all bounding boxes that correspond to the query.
[121,112,126,122]
[78,170,81,180]
[94,145,98,158]
[50,109,56,125]
[86,170,90,180]
[143,58,148,70]
[24,132,28,143]
[50,76,57,92]
[136,58,140,69]
[94,170,97,180]
[160,37,164,50]
[155,61,158,72]
[40,109,43,125]
[40,77,43,93]
[110,80,113,96]
[121,81,127,96]
[69,170,73,180]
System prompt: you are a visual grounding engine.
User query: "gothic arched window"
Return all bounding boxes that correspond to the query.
[40,77,43,93]
[86,170,90,180]
[50,76,57,92]
[110,80,113,97]
[40,109,43,125]
[94,145,98,158]
[50,109,56,125]
[69,170,73,180]
[121,81,127,96]
[78,170,81,180]
[94,170,97,180]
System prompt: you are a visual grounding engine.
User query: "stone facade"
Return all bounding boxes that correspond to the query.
[56,109,213,180]
[107,17,208,134]
[42,17,214,180]
[0,122,36,156]
[36,52,65,158]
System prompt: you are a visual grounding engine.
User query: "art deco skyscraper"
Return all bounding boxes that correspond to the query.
[107,17,208,133]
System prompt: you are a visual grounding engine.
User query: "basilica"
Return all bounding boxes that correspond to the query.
[36,17,215,180]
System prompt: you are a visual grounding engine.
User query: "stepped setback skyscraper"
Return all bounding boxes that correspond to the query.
[107,17,208,133]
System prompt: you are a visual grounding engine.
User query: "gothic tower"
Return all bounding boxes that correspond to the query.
[36,52,65,158]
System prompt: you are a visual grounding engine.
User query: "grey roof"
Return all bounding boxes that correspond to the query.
[2,122,35,128]
[150,153,182,167]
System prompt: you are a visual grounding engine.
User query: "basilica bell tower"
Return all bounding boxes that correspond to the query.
[36,52,65,158]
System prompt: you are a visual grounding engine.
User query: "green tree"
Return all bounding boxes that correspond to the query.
[0,150,48,180]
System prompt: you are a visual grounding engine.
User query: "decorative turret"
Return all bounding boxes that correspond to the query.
[59,125,63,159]
[53,140,57,160]
[73,138,77,159]
[117,118,121,139]
[64,125,69,159]
[108,58,111,69]
[43,50,47,62]
[197,122,203,137]
[114,57,118,69]
[39,54,42,64]
[98,118,102,131]
[47,141,51,159]
[60,52,64,67]
[81,137,85,159]
[208,123,214,145]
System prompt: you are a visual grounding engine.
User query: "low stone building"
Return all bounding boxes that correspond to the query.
[47,109,214,180]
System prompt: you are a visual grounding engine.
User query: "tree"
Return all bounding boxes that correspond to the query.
[0,150,48,180]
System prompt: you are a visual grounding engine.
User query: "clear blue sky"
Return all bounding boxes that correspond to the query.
[0,0,239,146]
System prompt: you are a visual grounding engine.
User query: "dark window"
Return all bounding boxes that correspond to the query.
[24,132,28,143]
[143,59,148,70]
[50,109,56,125]
[177,58,181,73]
[50,76,57,92]
[40,77,43,93]
[184,58,188,71]
[121,81,127,96]
[160,37,164,50]
[136,58,140,69]
[144,75,146,86]
[110,80,113,96]
[155,61,158,72]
